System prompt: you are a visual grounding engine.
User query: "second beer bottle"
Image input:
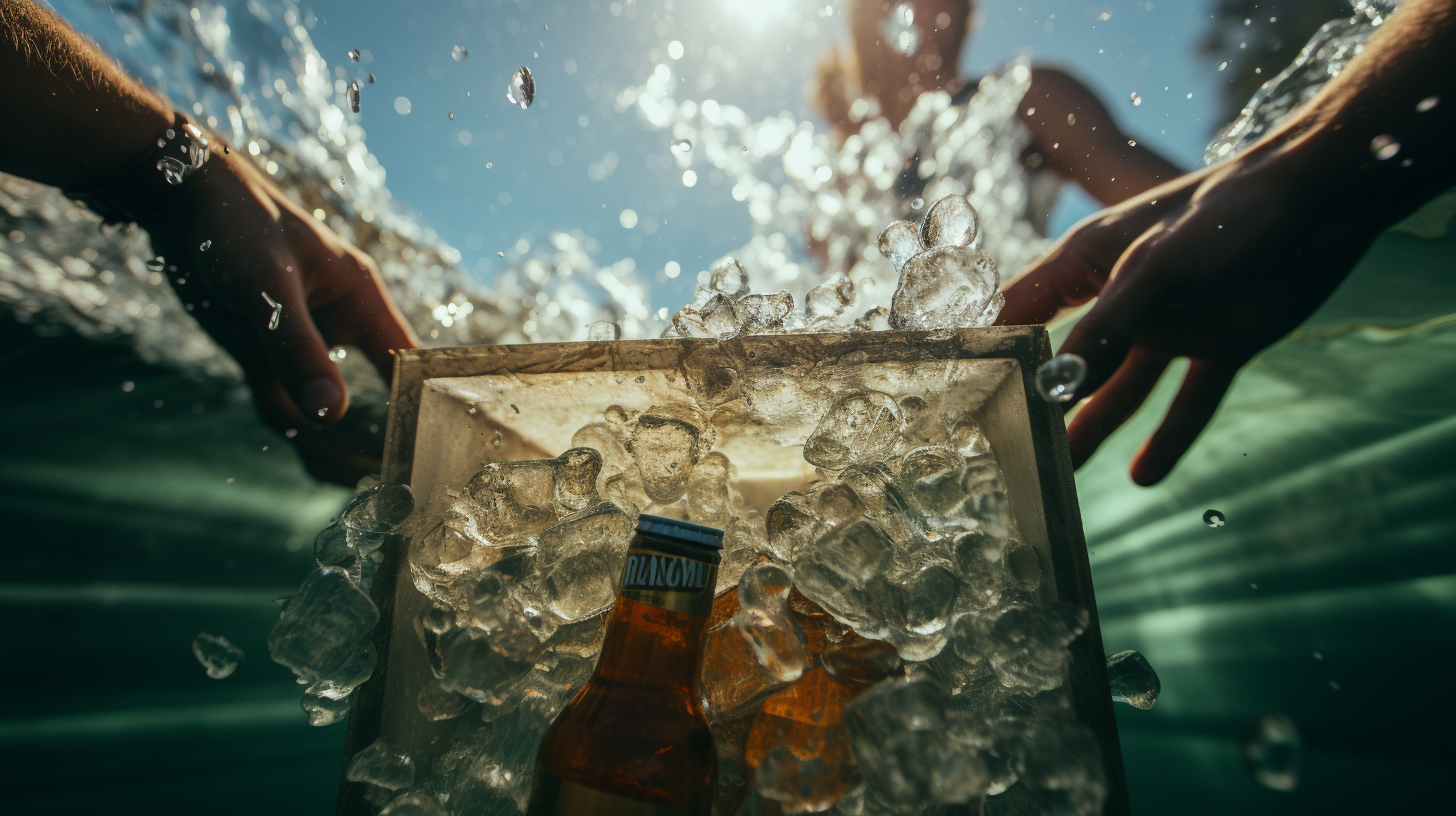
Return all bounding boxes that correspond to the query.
[525,515,722,815]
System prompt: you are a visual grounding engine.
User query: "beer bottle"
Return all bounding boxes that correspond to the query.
[526,515,722,815]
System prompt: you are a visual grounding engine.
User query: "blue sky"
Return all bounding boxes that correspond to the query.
[99,0,1250,312]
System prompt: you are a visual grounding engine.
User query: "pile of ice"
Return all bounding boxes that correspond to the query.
[270,373,1126,814]
[668,193,1001,338]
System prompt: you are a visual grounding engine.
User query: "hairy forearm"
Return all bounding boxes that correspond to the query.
[1259,0,1456,226]
[0,0,171,189]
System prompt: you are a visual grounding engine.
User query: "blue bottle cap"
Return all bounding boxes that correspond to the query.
[635,515,724,550]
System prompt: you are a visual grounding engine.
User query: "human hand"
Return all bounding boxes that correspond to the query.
[997,151,1385,485]
[136,148,417,482]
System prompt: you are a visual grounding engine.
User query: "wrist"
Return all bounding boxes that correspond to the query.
[65,113,214,225]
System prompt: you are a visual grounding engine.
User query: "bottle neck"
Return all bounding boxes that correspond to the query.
[592,593,710,694]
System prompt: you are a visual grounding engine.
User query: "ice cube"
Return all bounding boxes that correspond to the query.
[538,502,634,622]
[702,613,793,717]
[308,641,377,700]
[986,602,1088,692]
[553,447,602,512]
[346,737,416,791]
[806,278,856,320]
[417,679,472,721]
[380,791,448,816]
[735,562,808,683]
[440,628,540,704]
[900,446,967,524]
[699,294,743,338]
[737,290,795,333]
[629,404,708,503]
[753,746,855,815]
[301,687,351,726]
[1242,713,1300,791]
[803,391,903,471]
[1015,722,1107,816]
[313,522,356,570]
[962,456,1011,541]
[466,459,560,539]
[684,450,735,528]
[821,629,903,685]
[876,220,924,272]
[586,320,621,341]
[1106,650,1160,709]
[191,632,244,679]
[571,422,644,509]
[767,491,821,563]
[342,482,416,554]
[844,678,985,804]
[793,520,894,630]
[921,194,981,250]
[709,256,750,298]
[1003,540,1043,592]
[890,246,1000,331]
[745,668,863,811]
[268,566,379,683]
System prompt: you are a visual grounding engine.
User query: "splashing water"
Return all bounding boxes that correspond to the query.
[1206,1,1406,164]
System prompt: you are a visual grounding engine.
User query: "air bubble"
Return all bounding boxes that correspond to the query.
[1203,509,1226,528]
[1034,353,1086,403]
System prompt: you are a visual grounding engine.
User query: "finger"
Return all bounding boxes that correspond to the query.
[1129,360,1237,486]
[305,250,418,381]
[181,298,313,430]
[1064,347,1171,468]
[1053,221,1177,404]
[244,260,349,423]
[998,186,1194,326]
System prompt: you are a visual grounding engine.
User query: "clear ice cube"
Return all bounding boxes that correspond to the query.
[876,220,924,273]
[1106,649,1160,709]
[803,391,903,471]
[346,737,416,791]
[538,502,634,622]
[922,194,981,251]
[629,404,707,503]
[708,256,750,298]
[890,246,1001,331]
[191,632,244,679]
[268,566,379,683]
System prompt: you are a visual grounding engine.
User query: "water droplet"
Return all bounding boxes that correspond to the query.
[1128,139,1137,147]
[165,128,175,140]
[1242,714,1301,791]
[347,80,360,113]
[449,112,455,120]
[742,145,749,154]
[329,347,348,362]
[348,49,360,62]
[497,251,505,257]
[1066,113,1077,125]
[1034,353,1086,403]
[157,137,166,148]
[156,156,187,185]
[671,138,692,154]
[910,197,924,210]
[452,45,468,61]
[1130,92,1141,106]
[285,428,297,438]
[121,380,135,392]
[486,162,493,169]
[317,407,329,418]
[146,257,166,272]
[1098,10,1111,21]
[368,73,376,84]
[507,66,535,109]
[338,176,346,186]
[199,240,212,251]
[1203,509,1226,527]
[1369,134,1400,160]
[1416,95,1439,112]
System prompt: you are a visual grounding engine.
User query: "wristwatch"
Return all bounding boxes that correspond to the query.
[64,112,213,225]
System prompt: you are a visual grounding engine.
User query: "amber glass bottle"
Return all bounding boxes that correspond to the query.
[526,515,723,816]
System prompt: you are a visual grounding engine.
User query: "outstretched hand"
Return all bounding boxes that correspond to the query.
[138,149,418,482]
[998,155,1383,485]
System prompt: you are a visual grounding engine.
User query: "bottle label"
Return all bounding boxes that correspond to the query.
[618,548,717,617]
[526,771,695,816]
